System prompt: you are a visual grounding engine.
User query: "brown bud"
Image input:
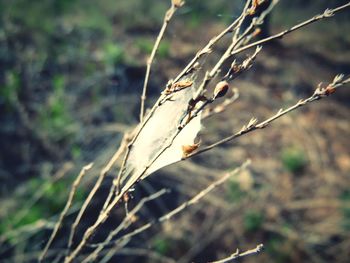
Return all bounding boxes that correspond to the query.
[252,28,261,37]
[123,193,130,203]
[129,214,138,223]
[174,80,193,89]
[325,85,336,96]
[172,0,185,8]
[182,142,200,158]
[193,62,201,70]
[248,0,260,15]
[213,81,229,99]
[230,61,240,74]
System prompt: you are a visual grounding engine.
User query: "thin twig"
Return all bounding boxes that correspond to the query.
[192,0,253,100]
[104,160,251,248]
[123,3,259,189]
[231,2,350,57]
[140,1,183,122]
[184,74,349,159]
[39,163,93,262]
[107,247,177,263]
[114,1,253,193]
[201,88,239,118]
[114,1,248,200]
[209,244,264,263]
[99,238,131,263]
[82,189,169,262]
[115,1,253,194]
[66,135,128,252]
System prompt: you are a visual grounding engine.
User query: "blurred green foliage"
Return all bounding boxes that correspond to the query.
[243,210,264,232]
[136,38,171,58]
[103,42,125,66]
[226,180,246,202]
[187,12,203,29]
[281,147,308,173]
[0,71,20,109]
[340,190,350,231]
[0,176,86,241]
[38,75,75,142]
[71,144,82,159]
[27,177,67,214]
[266,236,290,263]
[153,237,172,255]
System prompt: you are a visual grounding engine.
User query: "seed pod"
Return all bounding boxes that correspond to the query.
[213,81,229,99]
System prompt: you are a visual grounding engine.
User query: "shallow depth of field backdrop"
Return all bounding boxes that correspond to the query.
[0,0,350,262]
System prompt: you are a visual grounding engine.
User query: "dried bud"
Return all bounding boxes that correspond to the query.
[325,85,336,96]
[248,0,261,15]
[248,8,256,15]
[129,214,138,223]
[252,28,261,37]
[193,62,201,70]
[213,81,229,99]
[182,142,200,158]
[166,79,173,88]
[123,193,130,203]
[230,60,240,74]
[174,80,193,89]
[172,0,185,8]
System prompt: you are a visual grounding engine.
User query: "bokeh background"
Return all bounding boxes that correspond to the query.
[0,0,349,262]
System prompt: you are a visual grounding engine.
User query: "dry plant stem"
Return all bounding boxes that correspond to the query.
[189,45,261,123]
[194,2,255,99]
[231,2,350,57]
[39,163,93,262]
[64,3,349,260]
[139,2,180,122]
[113,94,171,198]
[171,1,250,84]
[67,136,128,251]
[107,248,177,263]
[202,89,239,119]
[183,7,257,125]
[101,181,117,212]
[93,108,165,228]
[112,0,251,194]
[82,189,169,263]
[209,244,264,263]
[118,0,249,180]
[184,75,349,159]
[111,90,207,213]
[240,0,279,47]
[105,160,251,249]
[66,167,169,263]
[99,238,131,263]
[101,131,139,212]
